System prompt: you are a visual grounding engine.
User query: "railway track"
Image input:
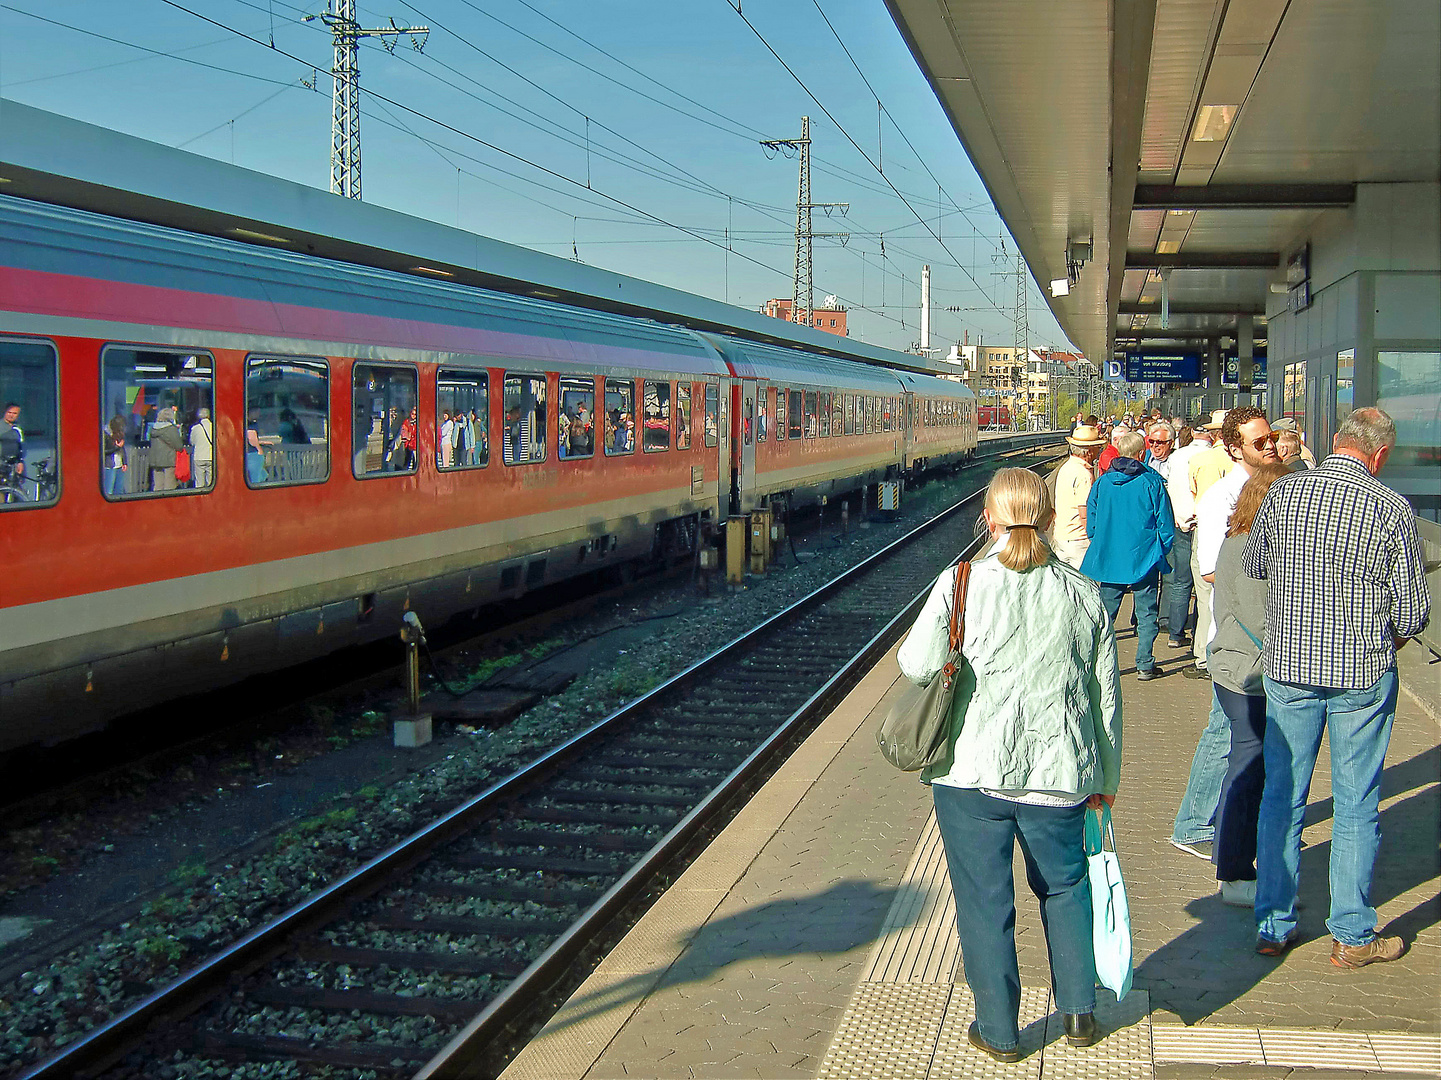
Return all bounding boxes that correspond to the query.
[18,444,1063,1080]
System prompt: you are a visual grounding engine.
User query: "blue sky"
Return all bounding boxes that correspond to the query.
[0,0,1068,353]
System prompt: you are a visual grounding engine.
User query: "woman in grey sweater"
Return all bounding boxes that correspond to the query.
[1205,463,1289,906]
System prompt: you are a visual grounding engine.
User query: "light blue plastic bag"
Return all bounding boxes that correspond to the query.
[1085,804,1133,1001]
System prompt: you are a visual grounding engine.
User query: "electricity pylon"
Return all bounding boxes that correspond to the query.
[761,117,847,329]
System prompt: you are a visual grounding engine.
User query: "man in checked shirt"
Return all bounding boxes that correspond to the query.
[1243,408,1431,964]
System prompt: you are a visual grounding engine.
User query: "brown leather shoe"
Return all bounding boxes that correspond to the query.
[1331,935,1404,968]
[967,1021,1021,1063]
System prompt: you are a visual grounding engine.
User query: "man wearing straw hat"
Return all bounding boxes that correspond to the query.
[1053,424,1107,569]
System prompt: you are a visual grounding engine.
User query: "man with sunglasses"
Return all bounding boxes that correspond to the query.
[1170,407,1279,859]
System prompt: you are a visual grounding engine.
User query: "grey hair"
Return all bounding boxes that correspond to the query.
[1335,407,1397,456]
[1115,431,1145,458]
[1146,422,1174,440]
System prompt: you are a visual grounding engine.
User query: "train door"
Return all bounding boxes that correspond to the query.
[737,379,758,513]
[718,377,734,515]
[902,390,915,469]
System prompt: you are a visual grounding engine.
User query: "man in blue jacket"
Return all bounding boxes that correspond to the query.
[1081,430,1176,679]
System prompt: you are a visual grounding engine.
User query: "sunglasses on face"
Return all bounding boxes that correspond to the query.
[1146,437,1172,446]
[1249,434,1279,451]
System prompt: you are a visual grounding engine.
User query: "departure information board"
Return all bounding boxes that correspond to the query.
[1121,353,1202,382]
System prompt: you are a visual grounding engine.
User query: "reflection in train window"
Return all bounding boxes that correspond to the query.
[643,381,670,452]
[677,383,692,450]
[437,369,489,470]
[756,387,768,442]
[503,372,548,465]
[246,356,329,488]
[604,377,635,456]
[102,346,216,499]
[788,390,803,439]
[831,394,844,436]
[704,383,718,447]
[819,392,832,437]
[803,391,818,437]
[775,388,786,440]
[352,364,418,478]
[0,337,59,510]
[843,394,853,435]
[559,375,595,460]
[867,396,876,434]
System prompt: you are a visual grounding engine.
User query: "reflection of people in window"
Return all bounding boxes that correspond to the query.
[246,416,269,484]
[399,408,418,469]
[148,406,184,491]
[103,415,127,495]
[470,410,485,465]
[440,410,454,467]
[278,408,310,445]
[756,404,767,441]
[1,403,23,478]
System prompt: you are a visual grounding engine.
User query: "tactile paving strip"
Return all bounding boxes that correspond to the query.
[928,985,1050,1080]
[1151,1023,1441,1073]
[815,982,953,1080]
[861,811,961,984]
[1041,990,1153,1079]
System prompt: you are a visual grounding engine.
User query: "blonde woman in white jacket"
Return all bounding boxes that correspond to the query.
[898,467,1122,1062]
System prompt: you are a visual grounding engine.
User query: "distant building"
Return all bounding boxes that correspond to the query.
[762,297,848,337]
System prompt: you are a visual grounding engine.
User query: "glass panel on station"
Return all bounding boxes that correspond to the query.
[103,346,216,498]
[352,364,418,477]
[1377,350,1441,469]
[0,337,58,509]
[246,356,329,487]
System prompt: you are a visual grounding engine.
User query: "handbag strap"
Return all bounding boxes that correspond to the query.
[947,561,972,652]
[1234,616,1263,651]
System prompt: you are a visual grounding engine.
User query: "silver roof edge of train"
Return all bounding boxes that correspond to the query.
[0,98,945,377]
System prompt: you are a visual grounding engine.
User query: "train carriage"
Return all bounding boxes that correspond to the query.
[0,189,979,756]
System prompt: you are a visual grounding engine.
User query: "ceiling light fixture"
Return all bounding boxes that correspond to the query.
[1192,104,1239,142]
[411,265,454,277]
[229,227,291,244]
[1050,277,1070,297]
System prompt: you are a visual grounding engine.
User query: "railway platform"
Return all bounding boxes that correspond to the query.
[500,624,1440,1080]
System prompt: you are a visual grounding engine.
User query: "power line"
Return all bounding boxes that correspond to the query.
[176,80,297,148]
[727,3,1011,324]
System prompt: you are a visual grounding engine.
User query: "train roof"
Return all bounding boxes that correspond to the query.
[0,98,946,379]
[893,369,977,399]
[1,193,732,376]
[702,334,906,393]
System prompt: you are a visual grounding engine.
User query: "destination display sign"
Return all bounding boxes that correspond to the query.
[1224,352,1268,385]
[1122,353,1202,382]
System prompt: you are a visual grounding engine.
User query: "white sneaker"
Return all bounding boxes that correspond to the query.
[1220,879,1256,907]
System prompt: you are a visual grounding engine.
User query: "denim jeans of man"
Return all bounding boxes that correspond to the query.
[1256,671,1398,947]
[1171,687,1230,845]
[1164,529,1195,639]
[1190,537,1212,669]
[1212,685,1267,882]
[1099,569,1161,673]
[932,785,1095,1052]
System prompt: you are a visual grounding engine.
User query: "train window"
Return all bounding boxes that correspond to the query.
[884,397,893,432]
[352,364,418,477]
[437,369,490,470]
[775,388,785,441]
[831,394,844,436]
[819,393,831,437]
[869,396,878,434]
[756,387,768,442]
[603,377,634,456]
[559,375,595,460]
[704,383,718,447]
[842,394,853,435]
[102,346,216,499]
[0,338,59,510]
[246,356,329,488]
[504,373,548,465]
[803,391,818,438]
[676,383,692,450]
[643,380,670,453]
[788,390,803,439]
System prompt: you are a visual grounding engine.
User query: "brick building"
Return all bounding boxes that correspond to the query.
[762,298,848,337]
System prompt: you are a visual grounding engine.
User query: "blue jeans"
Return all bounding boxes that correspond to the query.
[1164,529,1194,639]
[1256,671,1398,946]
[103,466,126,496]
[932,785,1095,1051]
[1213,685,1266,882]
[1099,569,1161,672]
[1171,687,1230,844]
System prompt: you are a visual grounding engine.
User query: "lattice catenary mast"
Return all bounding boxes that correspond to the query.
[1013,248,1031,429]
[760,117,847,329]
[306,0,428,199]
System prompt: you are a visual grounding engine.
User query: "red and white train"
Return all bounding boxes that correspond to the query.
[0,193,978,754]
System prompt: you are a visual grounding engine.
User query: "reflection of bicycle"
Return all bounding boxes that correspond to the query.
[0,459,57,504]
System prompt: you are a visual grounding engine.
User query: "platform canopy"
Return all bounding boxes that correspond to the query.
[884,0,1441,363]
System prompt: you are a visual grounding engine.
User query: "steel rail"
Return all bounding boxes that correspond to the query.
[17,448,1061,1080]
